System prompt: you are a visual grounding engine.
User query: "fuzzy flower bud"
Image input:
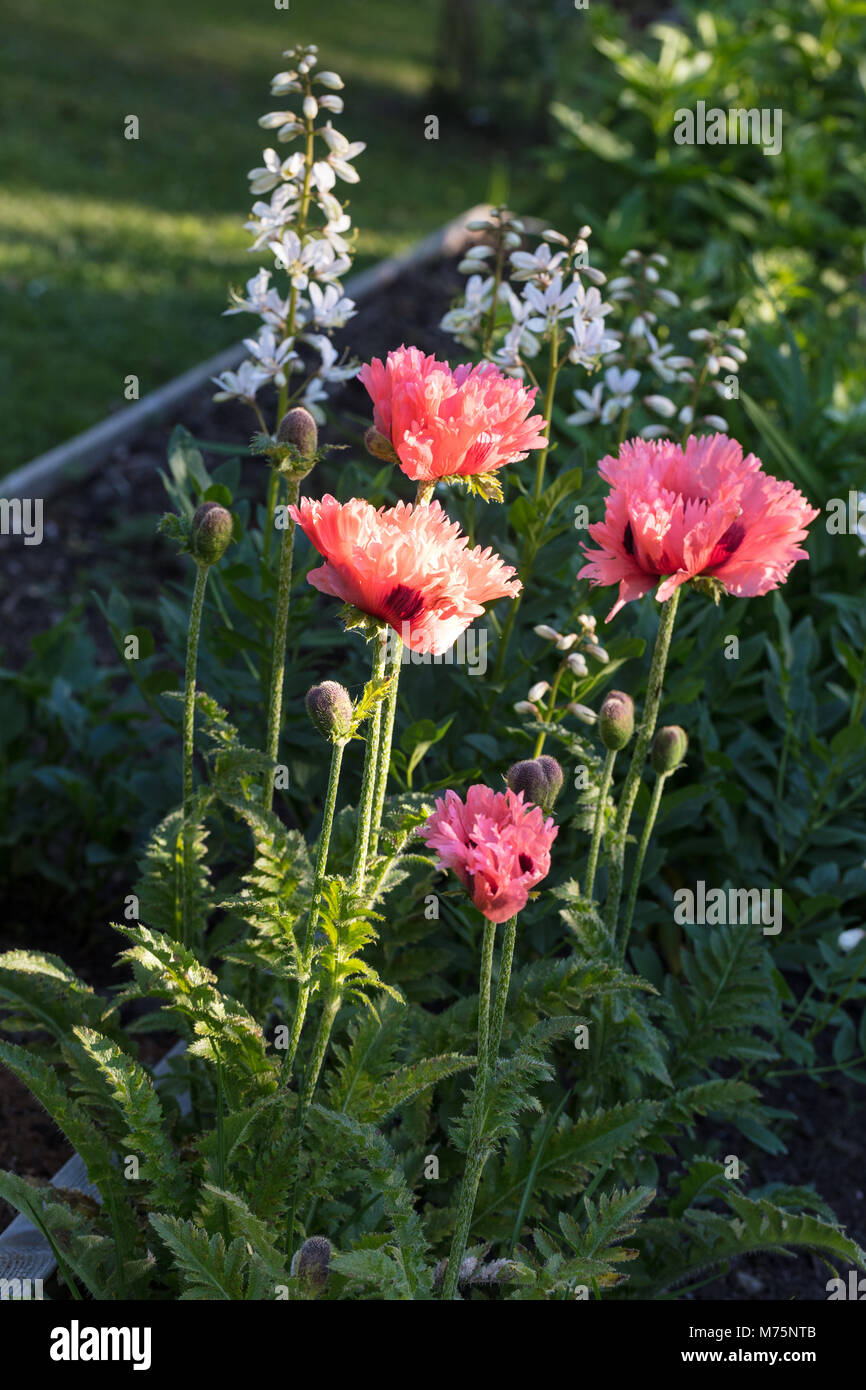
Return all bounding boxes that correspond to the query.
[191,502,233,566]
[533,624,560,642]
[305,681,353,742]
[294,1236,331,1295]
[653,722,686,778]
[507,755,563,814]
[599,690,634,751]
[277,406,318,459]
[651,725,688,774]
[527,681,550,703]
[364,425,399,464]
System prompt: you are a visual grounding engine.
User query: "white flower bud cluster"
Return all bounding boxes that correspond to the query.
[513,617,609,720]
[441,207,619,379]
[213,45,361,420]
[565,249,748,440]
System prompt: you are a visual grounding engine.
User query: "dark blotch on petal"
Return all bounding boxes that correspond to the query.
[707,520,745,569]
[623,522,635,556]
[384,583,426,623]
[518,852,534,874]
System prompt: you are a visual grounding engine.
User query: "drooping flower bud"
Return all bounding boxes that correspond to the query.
[507,755,563,814]
[191,502,233,566]
[305,681,353,742]
[294,1235,331,1296]
[651,725,688,774]
[277,405,318,459]
[599,690,634,751]
[364,425,399,464]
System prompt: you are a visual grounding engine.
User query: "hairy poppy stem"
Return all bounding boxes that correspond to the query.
[605,587,681,937]
[182,562,210,947]
[263,477,301,812]
[585,747,617,904]
[442,917,497,1300]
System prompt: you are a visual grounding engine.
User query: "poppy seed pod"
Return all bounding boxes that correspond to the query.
[191,502,233,566]
[305,681,353,742]
[599,690,635,751]
[506,755,563,814]
[651,725,688,774]
[295,1235,331,1295]
[364,425,399,464]
[277,405,318,459]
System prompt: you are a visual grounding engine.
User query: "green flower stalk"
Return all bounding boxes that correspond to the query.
[442,916,497,1301]
[282,683,352,1079]
[620,725,688,961]
[369,634,402,857]
[262,407,318,812]
[181,503,233,946]
[604,588,682,935]
[488,914,517,1075]
[350,629,389,892]
[585,691,635,903]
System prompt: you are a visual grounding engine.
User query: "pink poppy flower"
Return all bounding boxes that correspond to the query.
[359,344,547,482]
[578,434,819,620]
[422,785,557,923]
[289,495,521,654]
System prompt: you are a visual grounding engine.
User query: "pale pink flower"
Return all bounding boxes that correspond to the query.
[579,434,819,620]
[289,495,521,654]
[359,345,547,482]
[422,785,557,923]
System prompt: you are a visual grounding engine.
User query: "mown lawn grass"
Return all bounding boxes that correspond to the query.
[0,0,526,470]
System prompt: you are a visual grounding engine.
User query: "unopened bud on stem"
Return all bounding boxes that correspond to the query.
[277,406,318,459]
[507,755,563,814]
[364,425,399,464]
[191,502,233,566]
[294,1235,331,1295]
[651,725,688,774]
[305,681,353,742]
[599,691,634,751]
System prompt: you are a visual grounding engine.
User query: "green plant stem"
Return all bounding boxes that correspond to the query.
[182,562,210,948]
[350,631,388,892]
[585,747,616,903]
[369,637,402,858]
[263,469,280,568]
[282,738,346,1081]
[533,328,559,503]
[262,477,301,812]
[285,989,342,1254]
[620,770,672,962]
[488,914,517,1066]
[532,662,566,758]
[605,586,681,938]
[442,917,496,1301]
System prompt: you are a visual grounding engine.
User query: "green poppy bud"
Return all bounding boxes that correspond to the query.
[507,755,563,814]
[295,1235,331,1296]
[651,725,688,774]
[599,690,634,751]
[277,405,318,459]
[305,681,353,742]
[191,502,233,566]
[364,425,399,464]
